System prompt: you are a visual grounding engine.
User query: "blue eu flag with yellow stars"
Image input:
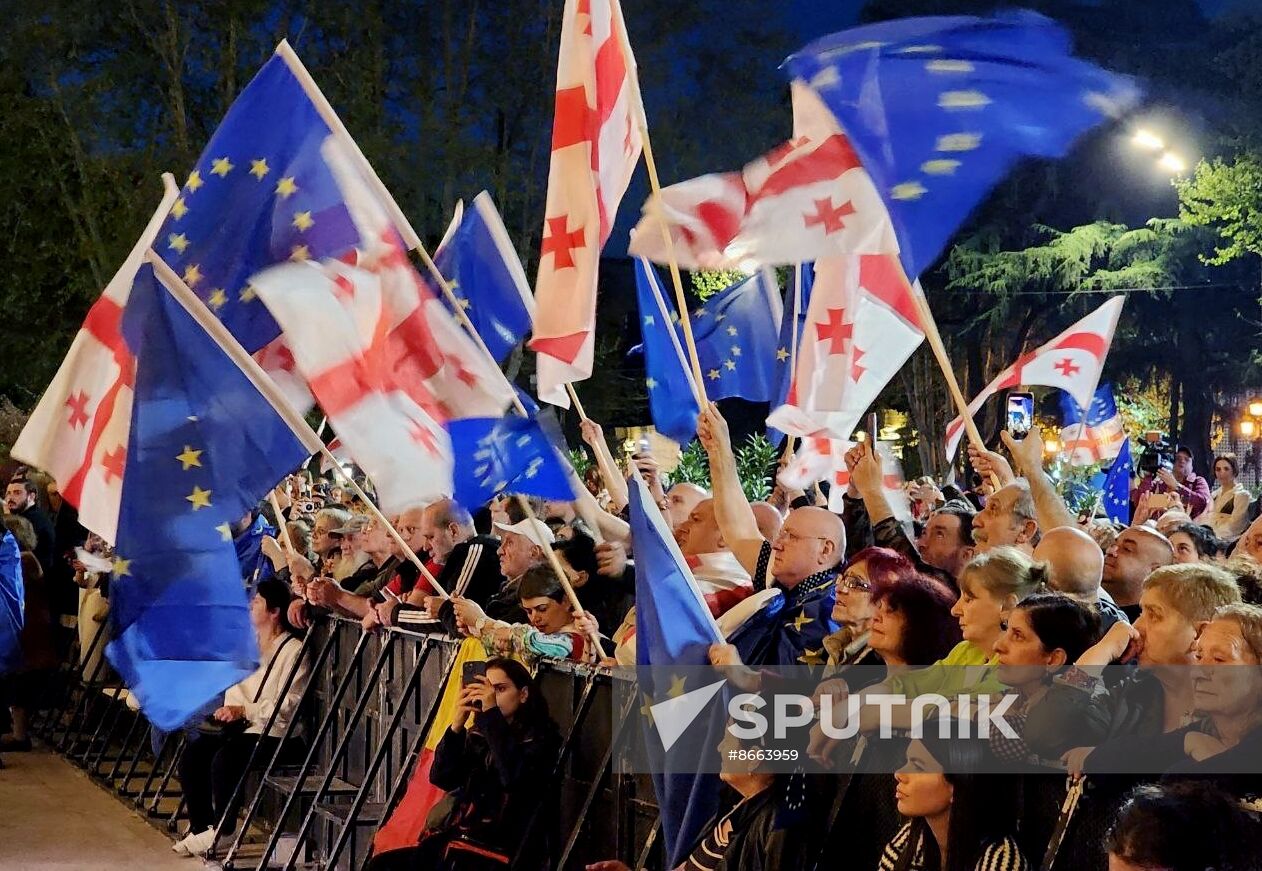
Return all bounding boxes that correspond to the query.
[785,10,1141,278]
[434,194,535,365]
[445,414,575,511]
[633,258,782,444]
[156,52,362,353]
[768,262,813,444]
[105,264,309,731]
[1103,437,1132,525]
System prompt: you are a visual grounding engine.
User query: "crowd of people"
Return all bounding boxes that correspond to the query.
[5,406,1262,870]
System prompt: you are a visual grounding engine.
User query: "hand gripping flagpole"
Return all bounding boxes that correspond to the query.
[145,250,449,599]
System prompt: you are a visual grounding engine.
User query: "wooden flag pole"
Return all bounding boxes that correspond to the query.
[268,491,295,554]
[145,250,448,598]
[564,384,589,421]
[781,264,805,463]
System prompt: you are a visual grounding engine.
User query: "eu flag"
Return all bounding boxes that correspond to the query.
[106,264,310,731]
[1103,437,1132,525]
[445,414,575,511]
[434,194,535,364]
[1060,382,1119,428]
[785,10,1141,278]
[634,259,783,444]
[156,52,362,353]
[629,473,727,867]
[768,262,814,444]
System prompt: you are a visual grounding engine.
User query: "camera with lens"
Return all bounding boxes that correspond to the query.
[1137,431,1174,477]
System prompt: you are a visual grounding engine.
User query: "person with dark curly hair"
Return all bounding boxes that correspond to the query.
[1106,780,1262,871]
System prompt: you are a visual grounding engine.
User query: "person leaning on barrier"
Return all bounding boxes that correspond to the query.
[451,566,602,665]
[1105,780,1262,871]
[367,657,561,871]
[879,733,1031,871]
[173,577,310,858]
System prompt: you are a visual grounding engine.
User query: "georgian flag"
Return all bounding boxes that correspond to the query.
[766,255,925,441]
[531,0,644,407]
[628,82,899,269]
[11,180,180,543]
[779,436,911,518]
[252,139,514,511]
[945,296,1125,460]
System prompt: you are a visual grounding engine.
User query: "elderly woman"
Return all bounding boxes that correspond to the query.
[1194,453,1252,540]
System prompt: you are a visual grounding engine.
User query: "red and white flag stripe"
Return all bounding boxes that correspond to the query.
[531,0,644,407]
[12,179,180,543]
[945,296,1125,460]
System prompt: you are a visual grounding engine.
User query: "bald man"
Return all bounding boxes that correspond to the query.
[697,405,841,666]
[675,497,754,616]
[750,501,784,542]
[1034,526,1129,630]
[664,482,709,530]
[1102,525,1174,621]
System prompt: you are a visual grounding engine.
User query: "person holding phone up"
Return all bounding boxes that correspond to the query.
[368,657,561,871]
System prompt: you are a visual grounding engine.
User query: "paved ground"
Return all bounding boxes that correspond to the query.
[0,746,199,870]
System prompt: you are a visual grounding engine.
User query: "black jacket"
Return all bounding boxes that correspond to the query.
[18,504,56,580]
[428,707,561,866]
[681,782,823,871]
[839,496,957,590]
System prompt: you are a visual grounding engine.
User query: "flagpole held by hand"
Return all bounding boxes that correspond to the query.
[145,250,449,599]
[513,494,603,663]
[268,491,295,554]
[564,384,589,421]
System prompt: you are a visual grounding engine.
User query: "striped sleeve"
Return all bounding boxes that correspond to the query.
[878,821,913,871]
[975,837,1030,871]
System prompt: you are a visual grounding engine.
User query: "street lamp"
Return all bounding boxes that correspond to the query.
[1239,398,1262,486]
[1130,127,1191,177]
[1132,129,1164,151]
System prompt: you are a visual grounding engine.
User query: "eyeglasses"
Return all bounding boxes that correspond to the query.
[839,575,871,593]
[777,529,831,546]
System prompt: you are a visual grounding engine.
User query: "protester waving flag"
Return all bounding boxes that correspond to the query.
[433,193,536,364]
[446,414,575,510]
[532,0,644,407]
[632,260,783,444]
[1060,383,1126,466]
[107,264,309,731]
[785,10,1141,278]
[945,295,1125,460]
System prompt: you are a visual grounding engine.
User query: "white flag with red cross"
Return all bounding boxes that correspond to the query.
[944,295,1125,461]
[251,139,514,511]
[766,255,925,441]
[628,82,899,270]
[530,0,644,407]
[11,183,181,544]
[779,436,911,518]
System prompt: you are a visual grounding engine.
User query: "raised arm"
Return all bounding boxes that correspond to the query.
[580,418,630,513]
[697,403,764,576]
[999,431,1077,531]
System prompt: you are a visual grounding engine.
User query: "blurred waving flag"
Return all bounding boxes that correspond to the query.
[779,436,911,518]
[633,261,783,444]
[446,414,575,510]
[629,472,727,867]
[0,532,22,672]
[769,263,814,443]
[252,140,514,512]
[629,83,898,270]
[434,193,535,364]
[12,180,178,544]
[532,0,644,406]
[107,264,308,731]
[1060,382,1126,466]
[767,255,925,440]
[1103,437,1132,525]
[946,295,1124,460]
[785,10,1141,278]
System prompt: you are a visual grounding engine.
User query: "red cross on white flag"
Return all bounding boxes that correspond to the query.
[767,254,926,441]
[944,295,1125,460]
[12,181,180,544]
[778,436,910,518]
[628,82,899,270]
[531,0,644,407]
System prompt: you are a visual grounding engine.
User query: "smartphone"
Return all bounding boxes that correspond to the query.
[462,660,488,686]
[1006,392,1034,440]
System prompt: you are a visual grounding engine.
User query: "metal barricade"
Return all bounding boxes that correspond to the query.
[38,613,662,870]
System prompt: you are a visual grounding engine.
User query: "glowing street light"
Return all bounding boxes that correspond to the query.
[1247,398,1262,419]
[1242,420,1257,438]
[1132,129,1164,151]
[1158,152,1187,174]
